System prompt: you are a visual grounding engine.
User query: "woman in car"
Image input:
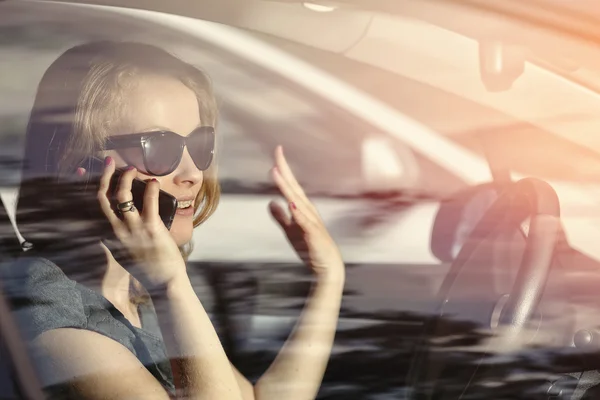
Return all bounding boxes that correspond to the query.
[2,41,345,399]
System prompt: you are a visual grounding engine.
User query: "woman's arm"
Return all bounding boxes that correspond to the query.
[33,329,178,400]
[92,159,244,400]
[30,273,244,400]
[230,146,346,400]
[253,275,344,400]
[150,274,245,399]
[229,278,344,400]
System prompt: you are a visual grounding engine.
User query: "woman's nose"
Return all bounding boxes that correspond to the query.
[172,147,203,185]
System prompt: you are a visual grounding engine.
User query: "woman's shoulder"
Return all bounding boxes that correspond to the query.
[1,255,74,288]
[0,256,174,390]
[0,255,80,298]
[0,255,140,351]
[0,255,80,302]
[0,255,89,340]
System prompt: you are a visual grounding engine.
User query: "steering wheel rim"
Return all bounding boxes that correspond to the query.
[407,178,561,399]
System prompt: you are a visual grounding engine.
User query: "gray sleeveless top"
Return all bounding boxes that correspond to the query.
[0,255,175,396]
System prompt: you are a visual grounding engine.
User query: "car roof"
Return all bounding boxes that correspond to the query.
[31,0,600,48]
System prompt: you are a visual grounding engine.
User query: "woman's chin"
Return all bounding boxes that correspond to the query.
[169,218,194,248]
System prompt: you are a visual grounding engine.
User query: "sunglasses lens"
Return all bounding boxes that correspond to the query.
[187,127,215,171]
[143,133,181,176]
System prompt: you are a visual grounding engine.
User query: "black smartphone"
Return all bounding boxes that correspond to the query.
[83,157,178,231]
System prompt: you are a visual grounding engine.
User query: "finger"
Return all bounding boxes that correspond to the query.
[271,166,296,202]
[288,201,318,232]
[274,146,319,215]
[274,146,310,202]
[97,157,127,236]
[98,157,115,198]
[75,167,93,193]
[98,188,128,237]
[268,200,292,229]
[272,167,319,224]
[72,167,87,187]
[115,166,143,229]
[142,178,161,225]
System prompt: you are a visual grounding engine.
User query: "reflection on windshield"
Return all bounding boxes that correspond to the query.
[250,26,600,185]
[4,2,600,399]
[451,120,600,183]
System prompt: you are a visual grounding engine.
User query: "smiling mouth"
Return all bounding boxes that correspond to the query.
[177,200,194,209]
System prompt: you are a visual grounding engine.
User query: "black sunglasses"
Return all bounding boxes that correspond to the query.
[104,126,215,176]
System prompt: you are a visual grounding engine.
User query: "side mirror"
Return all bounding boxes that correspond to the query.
[430,183,502,262]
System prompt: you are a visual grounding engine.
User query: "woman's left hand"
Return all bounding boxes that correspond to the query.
[269,146,345,282]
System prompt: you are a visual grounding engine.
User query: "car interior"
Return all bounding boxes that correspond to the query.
[0,196,45,400]
[5,1,600,399]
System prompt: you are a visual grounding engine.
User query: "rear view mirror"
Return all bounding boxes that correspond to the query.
[479,40,526,92]
[431,183,501,262]
[360,136,419,192]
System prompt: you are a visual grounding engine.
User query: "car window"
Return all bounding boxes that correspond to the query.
[204,35,468,198]
[186,48,369,196]
[175,43,449,197]
[249,29,600,186]
[5,2,600,400]
[0,2,463,200]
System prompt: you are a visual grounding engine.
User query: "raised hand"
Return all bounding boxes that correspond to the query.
[268,146,345,282]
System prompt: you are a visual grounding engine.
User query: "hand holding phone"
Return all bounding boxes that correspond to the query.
[15,156,179,254]
[94,157,188,288]
[81,157,178,231]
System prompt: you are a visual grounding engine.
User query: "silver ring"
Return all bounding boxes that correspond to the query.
[117,200,136,213]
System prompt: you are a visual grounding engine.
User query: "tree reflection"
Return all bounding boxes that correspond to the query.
[232,310,593,399]
[202,265,596,400]
[1,237,597,399]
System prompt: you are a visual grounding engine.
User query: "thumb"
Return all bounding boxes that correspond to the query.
[268,200,291,230]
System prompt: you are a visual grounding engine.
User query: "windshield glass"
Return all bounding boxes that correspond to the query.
[3,2,600,400]
[246,12,600,185]
[1,2,445,198]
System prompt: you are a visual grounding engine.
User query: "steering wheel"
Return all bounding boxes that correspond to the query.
[407,178,562,399]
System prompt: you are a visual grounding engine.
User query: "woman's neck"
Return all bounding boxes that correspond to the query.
[100,244,141,327]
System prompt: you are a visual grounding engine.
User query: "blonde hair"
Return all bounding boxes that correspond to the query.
[63,42,220,230]
[17,42,220,292]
